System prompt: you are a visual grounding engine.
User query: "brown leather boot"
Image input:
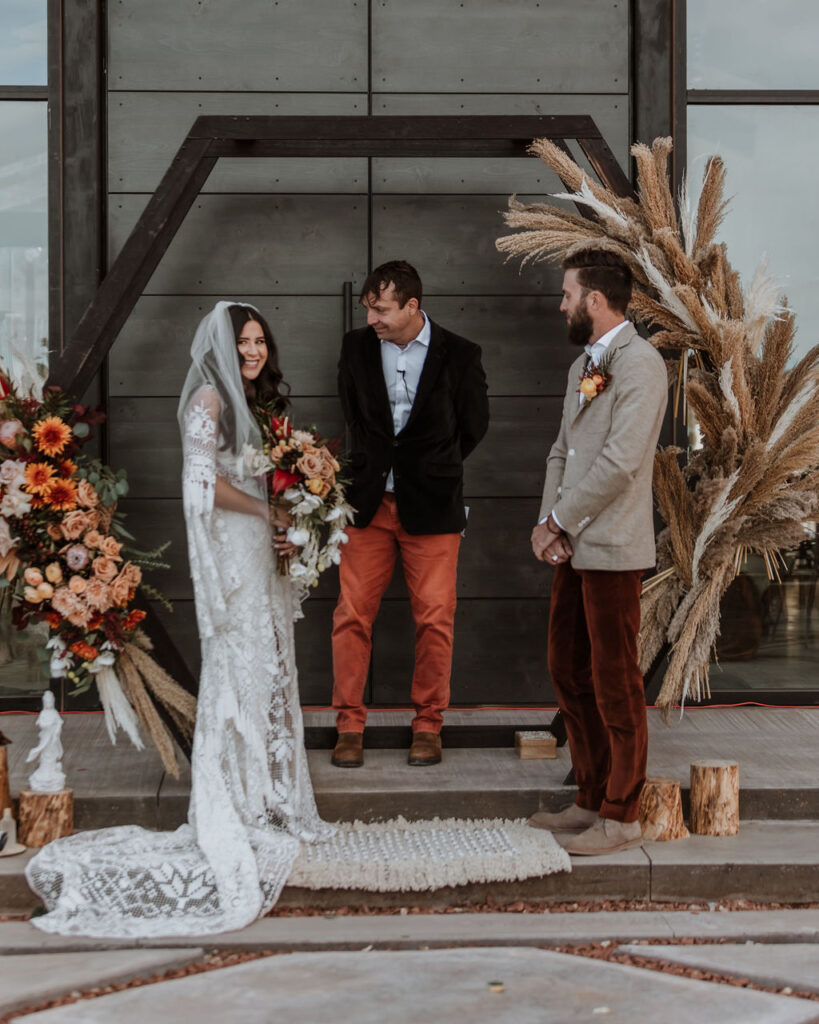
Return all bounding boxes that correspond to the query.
[408,731,442,766]
[331,731,364,768]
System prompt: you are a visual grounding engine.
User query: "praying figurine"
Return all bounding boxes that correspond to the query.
[26,691,66,793]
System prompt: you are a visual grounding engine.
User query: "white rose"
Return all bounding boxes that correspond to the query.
[0,516,16,557]
[0,488,32,518]
[0,459,26,489]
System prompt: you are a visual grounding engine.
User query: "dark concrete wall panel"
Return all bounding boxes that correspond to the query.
[109,0,367,92]
[373,599,553,705]
[108,195,368,295]
[109,294,355,398]
[422,296,573,397]
[373,196,560,295]
[372,0,627,94]
[109,93,368,195]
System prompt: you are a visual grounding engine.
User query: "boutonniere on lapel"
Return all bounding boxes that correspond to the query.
[577,352,613,407]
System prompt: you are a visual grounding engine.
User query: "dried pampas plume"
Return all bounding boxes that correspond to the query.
[497,137,819,713]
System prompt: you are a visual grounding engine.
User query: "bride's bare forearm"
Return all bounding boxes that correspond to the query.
[214,476,267,518]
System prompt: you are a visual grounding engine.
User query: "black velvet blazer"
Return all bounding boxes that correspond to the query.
[337,320,489,534]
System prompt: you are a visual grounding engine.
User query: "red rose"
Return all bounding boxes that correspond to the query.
[272,467,301,496]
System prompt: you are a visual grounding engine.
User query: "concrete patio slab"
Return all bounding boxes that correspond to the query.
[0,948,203,1017]
[11,947,816,1024]
[4,909,819,955]
[620,942,819,996]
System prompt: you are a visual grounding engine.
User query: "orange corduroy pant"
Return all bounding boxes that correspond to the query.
[331,494,461,734]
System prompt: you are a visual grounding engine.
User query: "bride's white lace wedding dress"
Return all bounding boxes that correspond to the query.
[26,383,333,937]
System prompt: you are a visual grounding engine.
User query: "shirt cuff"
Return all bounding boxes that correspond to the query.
[539,509,564,531]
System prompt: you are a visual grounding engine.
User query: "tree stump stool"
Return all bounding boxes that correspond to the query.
[18,789,73,847]
[0,746,10,816]
[514,731,557,759]
[690,760,739,836]
[638,777,689,841]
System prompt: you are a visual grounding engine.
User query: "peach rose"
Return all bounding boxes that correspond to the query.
[84,578,112,611]
[297,453,323,478]
[318,479,332,499]
[76,479,99,508]
[61,510,91,540]
[118,563,142,588]
[45,562,63,584]
[24,568,43,586]
[24,585,43,603]
[84,510,101,529]
[83,530,104,549]
[68,575,87,595]
[317,457,336,481]
[110,576,131,607]
[47,523,64,541]
[579,378,597,398]
[92,556,118,583]
[98,535,123,561]
[269,445,285,462]
[36,581,54,601]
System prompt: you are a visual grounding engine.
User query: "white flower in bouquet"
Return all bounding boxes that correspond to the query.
[1,487,32,518]
[242,443,270,478]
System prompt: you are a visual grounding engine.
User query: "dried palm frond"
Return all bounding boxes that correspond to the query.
[496,136,819,715]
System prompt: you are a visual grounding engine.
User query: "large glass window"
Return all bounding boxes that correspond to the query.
[687,1,819,698]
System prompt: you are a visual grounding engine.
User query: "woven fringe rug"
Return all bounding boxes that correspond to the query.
[288,817,571,892]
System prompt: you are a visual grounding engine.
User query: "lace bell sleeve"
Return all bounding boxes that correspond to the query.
[182,386,241,637]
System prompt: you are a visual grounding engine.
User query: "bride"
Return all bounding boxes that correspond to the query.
[26,301,334,937]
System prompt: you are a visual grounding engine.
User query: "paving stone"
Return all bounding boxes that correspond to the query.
[0,948,203,1017]
[11,947,816,1023]
[620,942,819,996]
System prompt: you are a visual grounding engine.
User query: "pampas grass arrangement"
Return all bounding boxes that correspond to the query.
[497,137,819,712]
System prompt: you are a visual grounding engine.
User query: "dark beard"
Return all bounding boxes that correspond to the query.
[567,303,593,347]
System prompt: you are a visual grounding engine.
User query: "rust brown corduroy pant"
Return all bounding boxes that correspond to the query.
[332,494,461,734]
[548,562,647,823]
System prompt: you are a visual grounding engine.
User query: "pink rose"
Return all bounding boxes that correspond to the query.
[76,479,99,508]
[110,577,131,607]
[98,536,122,561]
[118,562,142,588]
[24,568,43,586]
[296,452,323,478]
[61,510,91,540]
[0,420,24,447]
[68,575,86,595]
[83,530,103,550]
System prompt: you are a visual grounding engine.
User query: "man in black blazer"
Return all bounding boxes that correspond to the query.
[331,261,489,767]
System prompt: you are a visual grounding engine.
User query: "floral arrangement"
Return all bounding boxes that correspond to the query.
[496,137,819,712]
[577,353,613,405]
[245,403,354,590]
[0,375,195,775]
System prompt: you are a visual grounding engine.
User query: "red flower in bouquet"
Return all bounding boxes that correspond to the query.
[0,376,9,400]
[270,416,292,439]
[272,467,301,496]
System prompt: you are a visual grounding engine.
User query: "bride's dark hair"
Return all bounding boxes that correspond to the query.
[227,304,291,410]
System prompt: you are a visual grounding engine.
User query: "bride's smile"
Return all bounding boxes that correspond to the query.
[237,321,268,381]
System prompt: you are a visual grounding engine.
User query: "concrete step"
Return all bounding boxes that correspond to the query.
[4,821,819,914]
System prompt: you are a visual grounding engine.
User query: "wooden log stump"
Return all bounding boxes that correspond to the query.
[0,746,10,817]
[690,760,739,836]
[638,777,690,841]
[514,731,557,759]
[18,789,73,848]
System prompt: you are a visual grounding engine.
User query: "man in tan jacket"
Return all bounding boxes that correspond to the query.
[529,250,667,856]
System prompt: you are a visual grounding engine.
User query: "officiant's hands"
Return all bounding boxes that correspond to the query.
[531,520,573,565]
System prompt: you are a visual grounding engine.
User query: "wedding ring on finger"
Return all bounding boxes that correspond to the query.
[552,555,558,561]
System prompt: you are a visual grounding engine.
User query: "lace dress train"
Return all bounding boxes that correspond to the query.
[26,388,332,937]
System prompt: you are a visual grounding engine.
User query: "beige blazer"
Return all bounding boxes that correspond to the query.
[539,323,668,571]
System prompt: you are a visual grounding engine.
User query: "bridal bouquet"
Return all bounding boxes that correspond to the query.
[0,373,195,775]
[245,404,354,589]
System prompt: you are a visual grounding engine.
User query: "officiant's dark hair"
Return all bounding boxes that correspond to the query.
[360,260,423,308]
[228,304,291,410]
[563,251,632,314]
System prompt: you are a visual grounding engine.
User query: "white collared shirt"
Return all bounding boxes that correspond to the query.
[380,311,431,492]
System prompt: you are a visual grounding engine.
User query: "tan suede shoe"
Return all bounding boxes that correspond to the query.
[408,731,442,766]
[528,804,599,832]
[563,817,643,856]
[331,731,364,768]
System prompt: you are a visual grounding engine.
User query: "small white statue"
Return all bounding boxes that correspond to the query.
[26,691,66,793]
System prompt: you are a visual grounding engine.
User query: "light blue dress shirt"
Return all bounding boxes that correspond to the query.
[380,311,431,492]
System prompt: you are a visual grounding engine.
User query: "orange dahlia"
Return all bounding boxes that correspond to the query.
[70,640,99,662]
[43,477,78,511]
[123,609,147,631]
[32,416,72,457]
[24,461,55,495]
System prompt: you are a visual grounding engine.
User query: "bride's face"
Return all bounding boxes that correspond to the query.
[236,319,268,381]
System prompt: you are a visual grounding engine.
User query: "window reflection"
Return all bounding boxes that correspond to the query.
[688,0,819,90]
[0,0,47,86]
[0,102,48,390]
